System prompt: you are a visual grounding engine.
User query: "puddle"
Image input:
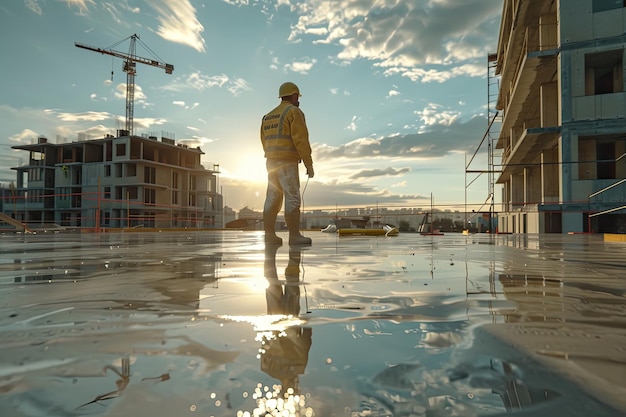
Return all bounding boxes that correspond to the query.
[0,232,624,416]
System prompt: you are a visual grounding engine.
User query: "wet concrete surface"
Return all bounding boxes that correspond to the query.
[0,231,625,416]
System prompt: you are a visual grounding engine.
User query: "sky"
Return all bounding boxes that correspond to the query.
[0,0,502,213]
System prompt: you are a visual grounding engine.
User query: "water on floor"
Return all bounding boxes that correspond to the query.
[0,231,624,416]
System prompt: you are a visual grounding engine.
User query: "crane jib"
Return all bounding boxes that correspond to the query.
[74,36,174,136]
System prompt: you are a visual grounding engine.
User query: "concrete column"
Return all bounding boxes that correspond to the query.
[541,147,560,203]
[540,82,559,127]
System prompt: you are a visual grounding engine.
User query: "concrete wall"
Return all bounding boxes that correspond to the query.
[559,0,626,233]
[560,1,626,44]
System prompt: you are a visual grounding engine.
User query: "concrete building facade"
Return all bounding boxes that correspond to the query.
[4,133,223,230]
[495,0,626,233]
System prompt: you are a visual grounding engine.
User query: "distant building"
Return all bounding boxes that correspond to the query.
[238,206,262,220]
[222,206,262,231]
[300,208,482,233]
[223,205,236,226]
[494,0,626,233]
[3,132,223,229]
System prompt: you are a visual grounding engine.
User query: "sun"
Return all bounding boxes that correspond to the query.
[233,154,267,182]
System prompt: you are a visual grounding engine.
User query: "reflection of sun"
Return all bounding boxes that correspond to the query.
[219,315,314,417]
[250,383,313,417]
[218,314,305,333]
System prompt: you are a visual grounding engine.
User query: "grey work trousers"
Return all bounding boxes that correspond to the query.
[263,159,301,216]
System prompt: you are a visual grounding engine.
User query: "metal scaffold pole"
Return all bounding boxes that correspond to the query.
[465,53,502,233]
[487,53,502,232]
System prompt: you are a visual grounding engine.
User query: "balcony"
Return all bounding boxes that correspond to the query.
[497,126,561,183]
[498,24,559,151]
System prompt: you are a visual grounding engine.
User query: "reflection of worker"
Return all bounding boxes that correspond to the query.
[260,82,314,246]
[261,245,312,396]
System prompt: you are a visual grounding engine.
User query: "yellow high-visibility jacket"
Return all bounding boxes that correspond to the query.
[260,100,313,170]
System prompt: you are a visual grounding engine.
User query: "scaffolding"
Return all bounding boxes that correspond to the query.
[465,53,502,232]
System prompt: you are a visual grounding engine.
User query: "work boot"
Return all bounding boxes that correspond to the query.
[263,212,282,245]
[285,211,312,245]
[265,234,283,245]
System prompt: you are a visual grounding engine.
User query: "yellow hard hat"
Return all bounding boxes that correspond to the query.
[278,82,301,98]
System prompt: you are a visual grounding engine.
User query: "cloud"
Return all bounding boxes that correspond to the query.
[350,167,411,180]
[24,0,42,15]
[51,110,112,122]
[305,27,328,36]
[163,71,251,97]
[133,117,167,130]
[302,179,430,209]
[64,0,96,15]
[76,124,114,138]
[284,58,317,74]
[270,56,280,70]
[113,83,147,102]
[222,0,250,5]
[314,115,486,161]
[345,115,359,132]
[188,72,229,89]
[33,108,130,139]
[330,88,351,96]
[178,136,216,150]
[416,103,461,129]
[172,100,200,110]
[280,0,500,82]
[100,1,142,24]
[25,0,96,16]
[384,62,487,83]
[227,78,252,96]
[148,0,206,52]
[219,175,429,211]
[102,2,124,24]
[9,128,40,144]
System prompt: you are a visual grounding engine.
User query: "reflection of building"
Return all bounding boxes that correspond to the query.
[9,234,221,312]
[491,359,560,410]
[497,272,564,324]
[5,133,223,229]
[494,0,626,233]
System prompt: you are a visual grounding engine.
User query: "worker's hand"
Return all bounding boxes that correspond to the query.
[306,165,314,178]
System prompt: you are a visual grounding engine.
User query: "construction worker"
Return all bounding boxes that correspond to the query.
[260,82,314,245]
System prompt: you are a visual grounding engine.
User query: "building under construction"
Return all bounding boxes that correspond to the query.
[4,132,223,230]
[491,0,626,233]
[0,34,224,231]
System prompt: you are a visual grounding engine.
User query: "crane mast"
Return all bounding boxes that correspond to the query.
[75,34,174,136]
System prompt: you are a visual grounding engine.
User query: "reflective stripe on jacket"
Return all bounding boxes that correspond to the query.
[260,101,312,168]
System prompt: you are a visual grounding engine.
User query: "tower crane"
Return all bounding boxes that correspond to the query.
[75,34,174,136]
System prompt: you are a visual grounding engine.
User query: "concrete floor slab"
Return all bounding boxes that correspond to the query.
[0,231,624,416]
